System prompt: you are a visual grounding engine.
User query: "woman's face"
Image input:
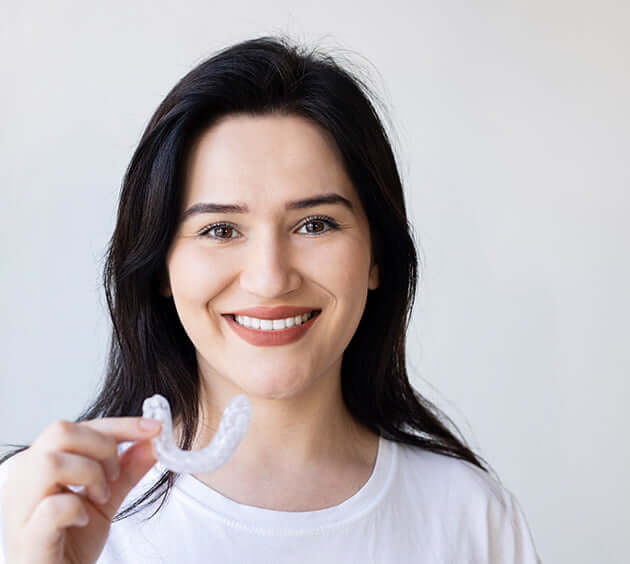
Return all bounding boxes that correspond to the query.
[164,113,379,403]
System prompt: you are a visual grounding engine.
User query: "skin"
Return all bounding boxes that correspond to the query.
[163,113,381,510]
[1,417,163,563]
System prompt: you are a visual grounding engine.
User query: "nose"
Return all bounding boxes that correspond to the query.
[238,227,302,298]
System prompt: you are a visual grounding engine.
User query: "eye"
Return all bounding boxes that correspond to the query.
[198,223,240,241]
[197,215,340,242]
[295,215,340,235]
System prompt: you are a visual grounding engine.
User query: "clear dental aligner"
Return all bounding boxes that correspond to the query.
[142,393,251,474]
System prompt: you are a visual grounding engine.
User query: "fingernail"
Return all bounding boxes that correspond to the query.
[139,418,161,431]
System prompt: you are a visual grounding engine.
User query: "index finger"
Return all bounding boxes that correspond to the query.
[78,417,162,443]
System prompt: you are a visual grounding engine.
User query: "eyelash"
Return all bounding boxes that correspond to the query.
[197,215,341,242]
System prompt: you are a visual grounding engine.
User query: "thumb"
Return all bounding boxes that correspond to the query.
[108,439,158,511]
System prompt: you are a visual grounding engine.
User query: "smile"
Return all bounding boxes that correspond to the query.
[232,310,318,330]
[222,310,321,346]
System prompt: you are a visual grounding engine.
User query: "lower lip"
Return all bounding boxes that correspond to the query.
[223,312,321,347]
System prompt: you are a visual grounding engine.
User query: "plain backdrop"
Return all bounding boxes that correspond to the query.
[1,1,629,562]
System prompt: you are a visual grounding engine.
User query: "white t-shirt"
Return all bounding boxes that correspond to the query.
[1,436,542,563]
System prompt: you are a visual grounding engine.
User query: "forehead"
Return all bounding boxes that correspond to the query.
[182,113,357,208]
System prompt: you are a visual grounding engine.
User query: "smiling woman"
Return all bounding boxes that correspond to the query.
[0,36,541,563]
[163,113,380,404]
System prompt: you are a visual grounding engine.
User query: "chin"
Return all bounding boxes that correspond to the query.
[236,373,313,401]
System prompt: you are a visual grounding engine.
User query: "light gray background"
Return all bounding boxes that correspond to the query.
[1,1,628,562]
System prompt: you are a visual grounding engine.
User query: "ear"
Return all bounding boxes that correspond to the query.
[368,262,379,290]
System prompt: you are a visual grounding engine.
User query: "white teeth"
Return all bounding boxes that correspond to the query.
[234,311,317,330]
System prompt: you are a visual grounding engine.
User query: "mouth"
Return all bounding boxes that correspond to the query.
[222,309,322,347]
[223,309,322,331]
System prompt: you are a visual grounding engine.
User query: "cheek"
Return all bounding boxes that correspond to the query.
[308,237,371,302]
[168,245,234,302]
[168,234,371,304]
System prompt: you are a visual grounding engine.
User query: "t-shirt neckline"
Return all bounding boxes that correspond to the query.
[150,434,396,534]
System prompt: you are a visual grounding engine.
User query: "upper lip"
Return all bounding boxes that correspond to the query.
[223,306,321,319]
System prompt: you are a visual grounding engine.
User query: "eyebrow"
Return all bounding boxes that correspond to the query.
[180,192,354,220]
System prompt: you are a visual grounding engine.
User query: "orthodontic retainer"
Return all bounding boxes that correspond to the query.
[142,393,251,474]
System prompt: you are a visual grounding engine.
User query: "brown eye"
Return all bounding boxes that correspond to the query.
[199,223,240,241]
[305,221,325,233]
[214,226,233,238]
[296,216,340,235]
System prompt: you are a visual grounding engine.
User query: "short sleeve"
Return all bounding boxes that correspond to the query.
[488,488,542,563]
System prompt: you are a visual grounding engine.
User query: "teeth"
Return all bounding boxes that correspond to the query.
[234,311,317,330]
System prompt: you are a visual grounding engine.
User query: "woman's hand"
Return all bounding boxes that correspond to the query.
[1,417,162,564]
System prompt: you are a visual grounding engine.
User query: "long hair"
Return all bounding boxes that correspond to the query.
[1,35,491,521]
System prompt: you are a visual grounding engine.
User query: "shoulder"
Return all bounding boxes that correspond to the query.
[394,440,505,506]
[394,441,519,523]
[390,441,541,562]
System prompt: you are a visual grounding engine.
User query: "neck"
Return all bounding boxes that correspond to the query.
[183,362,379,510]
[193,371,376,470]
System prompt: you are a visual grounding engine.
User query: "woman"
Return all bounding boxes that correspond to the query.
[0,36,542,563]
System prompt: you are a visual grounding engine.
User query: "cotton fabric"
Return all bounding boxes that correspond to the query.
[1,435,542,563]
